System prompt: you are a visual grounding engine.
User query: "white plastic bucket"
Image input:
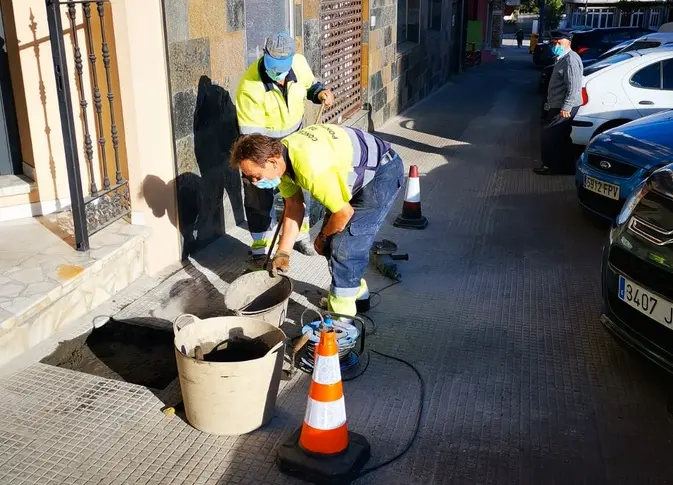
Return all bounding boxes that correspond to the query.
[173,314,287,435]
[224,272,292,328]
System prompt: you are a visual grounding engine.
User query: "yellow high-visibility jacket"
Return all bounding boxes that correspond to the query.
[236,54,324,139]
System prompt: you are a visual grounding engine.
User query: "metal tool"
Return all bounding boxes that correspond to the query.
[370,239,408,281]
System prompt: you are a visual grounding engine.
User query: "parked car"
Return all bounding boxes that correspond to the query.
[601,162,673,373]
[571,47,673,146]
[538,31,672,96]
[576,109,673,220]
[571,26,655,64]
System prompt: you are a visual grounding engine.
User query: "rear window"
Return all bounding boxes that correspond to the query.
[583,53,633,76]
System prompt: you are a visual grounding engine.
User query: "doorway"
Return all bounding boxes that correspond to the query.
[0,2,22,176]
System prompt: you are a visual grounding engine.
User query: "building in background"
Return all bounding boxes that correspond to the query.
[564,0,671,30]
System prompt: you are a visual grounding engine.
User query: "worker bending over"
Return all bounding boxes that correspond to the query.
[230,124,404,317]
[236,31,334,270]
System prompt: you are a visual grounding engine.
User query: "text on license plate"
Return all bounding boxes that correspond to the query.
[584,175,620,200]
[619,275,673,328]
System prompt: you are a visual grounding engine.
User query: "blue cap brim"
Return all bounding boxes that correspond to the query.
[264,54,293,73]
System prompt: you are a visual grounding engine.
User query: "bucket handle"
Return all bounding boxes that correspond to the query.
[173,314,199,334]
[265,339,286,357]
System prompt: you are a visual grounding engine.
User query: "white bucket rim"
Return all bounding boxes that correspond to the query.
[173,314,287,363]
[224,273,293,315]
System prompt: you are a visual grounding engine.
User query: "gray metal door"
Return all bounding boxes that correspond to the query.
[0,3,21,175]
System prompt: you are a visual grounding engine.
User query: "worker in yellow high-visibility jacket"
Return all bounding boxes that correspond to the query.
[230,124,405,317]
[236,32,334,271]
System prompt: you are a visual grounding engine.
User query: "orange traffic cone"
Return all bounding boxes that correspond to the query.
[277,327,370,483]
[394,165,428,229]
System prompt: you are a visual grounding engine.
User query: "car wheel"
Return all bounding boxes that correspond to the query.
[591,120,628,141]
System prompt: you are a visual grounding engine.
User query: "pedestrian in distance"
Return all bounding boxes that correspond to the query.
[230,124,405,318]
[534,31,583,176]
[516,29,524,48]
[235,31,335,271]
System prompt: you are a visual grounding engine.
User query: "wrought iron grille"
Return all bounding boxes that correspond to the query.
[319,0,363,124]
[46,0,129,251]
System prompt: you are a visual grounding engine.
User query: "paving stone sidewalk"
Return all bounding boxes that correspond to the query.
[2,45,673,485]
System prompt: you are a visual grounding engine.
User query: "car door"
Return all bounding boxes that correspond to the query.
[625,56,673,117]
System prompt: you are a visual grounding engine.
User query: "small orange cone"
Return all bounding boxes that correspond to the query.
[299,328,349,453]
[277,327,370,483]
[394,165,428,229]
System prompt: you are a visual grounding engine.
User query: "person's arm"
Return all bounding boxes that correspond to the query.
[277,190,305,254]
[561,57,582,116]
[320,204,354,237]
[236,85,269,135]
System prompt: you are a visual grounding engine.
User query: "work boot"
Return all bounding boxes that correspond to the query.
[246,254,267,273]
[294,239,318,256]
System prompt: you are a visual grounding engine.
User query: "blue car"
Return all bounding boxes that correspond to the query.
[576,109,673,220]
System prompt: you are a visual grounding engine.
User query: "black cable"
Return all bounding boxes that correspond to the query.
[355,346,425,478]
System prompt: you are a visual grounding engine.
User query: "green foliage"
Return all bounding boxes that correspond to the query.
[520,0,539,14]
[543,0,564,30]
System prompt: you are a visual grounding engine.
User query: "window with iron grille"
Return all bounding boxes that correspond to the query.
[319,0,363,123]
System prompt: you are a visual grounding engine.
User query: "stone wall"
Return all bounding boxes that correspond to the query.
[365,0,455,128]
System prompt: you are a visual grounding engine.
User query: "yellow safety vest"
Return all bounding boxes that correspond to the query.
[236,54,317,138]
[279,124,389,213]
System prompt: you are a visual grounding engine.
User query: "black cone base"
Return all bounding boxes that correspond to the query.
[393,214,428,230]
[277,428,371,485]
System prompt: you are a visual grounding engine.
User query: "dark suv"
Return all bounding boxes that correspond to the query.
[602,164,673,373]
[571,26,655,64]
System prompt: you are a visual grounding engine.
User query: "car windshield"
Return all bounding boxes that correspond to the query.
[583,53,633,76]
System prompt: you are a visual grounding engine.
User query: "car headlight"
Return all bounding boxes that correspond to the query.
[616,181,648,226]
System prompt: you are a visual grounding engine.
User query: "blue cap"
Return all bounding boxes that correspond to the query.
[263,31,295,73]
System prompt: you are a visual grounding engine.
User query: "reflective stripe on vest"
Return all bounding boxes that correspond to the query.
[239,119,302,139]
[344,127,380,194]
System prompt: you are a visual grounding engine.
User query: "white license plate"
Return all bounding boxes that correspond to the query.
[584,175,620,200]
[619,275,673,328]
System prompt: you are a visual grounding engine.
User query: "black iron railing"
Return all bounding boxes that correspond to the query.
[46,0,129,251]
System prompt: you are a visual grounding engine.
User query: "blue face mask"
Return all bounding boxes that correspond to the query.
[253,177,281,189]
[267,70,288,82]
[552,45,566,57]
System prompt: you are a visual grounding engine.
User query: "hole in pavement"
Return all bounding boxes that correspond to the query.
[41,317,178,390]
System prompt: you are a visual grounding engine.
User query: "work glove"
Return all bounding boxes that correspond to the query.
[270,250,291,277]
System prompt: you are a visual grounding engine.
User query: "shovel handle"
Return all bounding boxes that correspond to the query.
[315,102,325,125]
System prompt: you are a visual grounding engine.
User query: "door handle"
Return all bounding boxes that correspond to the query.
[639,100,655,105]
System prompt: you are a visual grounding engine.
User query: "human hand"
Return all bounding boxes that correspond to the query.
[560,109,570,118]
[313,232,328,256]
[318,90,335,107]
[270,250,291,277]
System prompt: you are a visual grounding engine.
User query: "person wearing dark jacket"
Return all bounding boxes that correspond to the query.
[534,31,583,176]
[516,29,524,48]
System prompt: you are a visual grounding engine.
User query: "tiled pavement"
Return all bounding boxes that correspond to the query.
[3,44,673,484]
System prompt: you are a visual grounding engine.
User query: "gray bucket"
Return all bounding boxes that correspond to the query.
[224,272,293,328]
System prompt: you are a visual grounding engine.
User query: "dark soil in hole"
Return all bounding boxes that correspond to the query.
[202,338,269,362]
[41,317,178,390]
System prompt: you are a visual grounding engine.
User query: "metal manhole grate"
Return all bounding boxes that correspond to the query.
[319,0,363,124]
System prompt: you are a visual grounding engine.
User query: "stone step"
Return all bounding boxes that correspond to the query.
[0,218,149,366]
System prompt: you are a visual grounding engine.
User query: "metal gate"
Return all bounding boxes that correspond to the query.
[46,0,129,251]
[319,0,363,124]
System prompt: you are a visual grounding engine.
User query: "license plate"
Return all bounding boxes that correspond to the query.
[584,175,620,200]
[619,275,673,328]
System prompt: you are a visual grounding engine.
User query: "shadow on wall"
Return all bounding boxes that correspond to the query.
[140,76,243,260]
